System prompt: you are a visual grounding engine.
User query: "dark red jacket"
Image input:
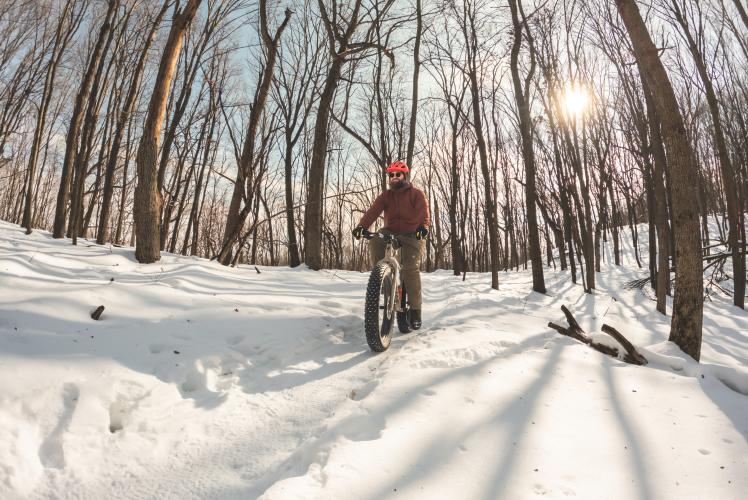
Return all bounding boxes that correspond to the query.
[358,182,430,234]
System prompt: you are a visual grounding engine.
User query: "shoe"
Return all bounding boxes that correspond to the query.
[410,309,422,330]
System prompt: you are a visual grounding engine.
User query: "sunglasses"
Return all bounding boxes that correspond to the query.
[388,172,404,178]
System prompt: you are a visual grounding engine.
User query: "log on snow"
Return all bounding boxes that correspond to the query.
[548,305,647,365]
[601,324,647,365]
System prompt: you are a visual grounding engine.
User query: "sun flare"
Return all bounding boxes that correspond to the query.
[561,84,590,118]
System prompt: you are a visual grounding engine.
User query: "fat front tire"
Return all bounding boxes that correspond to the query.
[365,263,395,352]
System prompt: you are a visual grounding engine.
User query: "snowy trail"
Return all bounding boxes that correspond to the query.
[1,220,747,499]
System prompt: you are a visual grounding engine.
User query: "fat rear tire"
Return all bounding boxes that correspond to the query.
[397,311,411,333]
[365,263,395,352]
[397,284,411,333]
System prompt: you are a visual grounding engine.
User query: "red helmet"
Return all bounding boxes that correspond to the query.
[386,161,409,174]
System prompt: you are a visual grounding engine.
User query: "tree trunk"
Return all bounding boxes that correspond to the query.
[134,0,202,263]
[670,0,744,308]
[70,1,119,244]
[217,5,292,265]
[509,0,545,293]
[52,0,116,239]
[405,0,421,167]
[284,130,301,267]
[98,3,167,245]
[642,79,671,313]
[22,2,79,233]
[616,0,704,360]
[305,58,343,270]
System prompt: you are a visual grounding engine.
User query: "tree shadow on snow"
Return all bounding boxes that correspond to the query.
[238,332,557,499]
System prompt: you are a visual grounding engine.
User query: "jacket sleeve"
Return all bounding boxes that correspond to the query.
[358,192,386,229]
[415,189,430,229]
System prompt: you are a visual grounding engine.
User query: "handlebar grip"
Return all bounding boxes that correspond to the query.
[362,229,376,240]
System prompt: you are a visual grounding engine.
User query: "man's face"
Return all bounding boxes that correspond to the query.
[388,171,405,187]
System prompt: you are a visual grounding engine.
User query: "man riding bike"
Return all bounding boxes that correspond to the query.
[352,161,430,330]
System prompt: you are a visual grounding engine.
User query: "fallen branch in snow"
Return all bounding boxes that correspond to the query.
[548,305,647,365]
[548,306,618,357]
[623,276,652,290]
[704,254,734,299]
[601,325,647,365]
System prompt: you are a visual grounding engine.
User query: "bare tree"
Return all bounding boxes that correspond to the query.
[405,0,422,167]
[615,0,704,360]
[668,0,745,308]
[97,2,169,245]
[134,0,203,263]
[508,0,545,293]
[21,0,85,234]
[304,0,396,270]
[215,1,292,265]
[272,6,324,268]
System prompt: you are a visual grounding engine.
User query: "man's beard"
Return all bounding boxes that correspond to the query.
[390,179,407,189]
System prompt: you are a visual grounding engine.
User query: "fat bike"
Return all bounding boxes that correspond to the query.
[361,230,413,352]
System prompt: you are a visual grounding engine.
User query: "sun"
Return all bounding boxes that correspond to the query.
[561,84,590,118]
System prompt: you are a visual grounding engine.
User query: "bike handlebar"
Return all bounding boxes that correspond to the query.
[361,230,401,248]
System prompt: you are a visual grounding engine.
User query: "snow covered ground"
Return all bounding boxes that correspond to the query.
[0,219,746,500]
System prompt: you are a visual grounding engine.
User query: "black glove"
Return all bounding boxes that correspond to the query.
[352,225,364,240]
[415,225,429,240]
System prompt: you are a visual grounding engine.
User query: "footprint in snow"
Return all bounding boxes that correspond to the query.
[39,383,79,469]
[698,448,711,455]
[422,389,437,397]
[108,380,149,434]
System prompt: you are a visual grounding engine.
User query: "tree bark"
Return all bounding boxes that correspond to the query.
[670,0,744,308]
[305,55,343,270]
[216,4,292,265]
[616,0,704,361]
[97,2,168,245]
[642,80,671,314]
[405,0,422,167]
[134,0,202,263]
[52,0,116,239]
[22,1,81,233]
[508,0,545,293]
[70,0,119,244]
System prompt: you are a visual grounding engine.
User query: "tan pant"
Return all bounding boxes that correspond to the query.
[369,230,425,309]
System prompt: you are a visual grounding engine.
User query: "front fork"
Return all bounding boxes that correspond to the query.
[381,255,402,314]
